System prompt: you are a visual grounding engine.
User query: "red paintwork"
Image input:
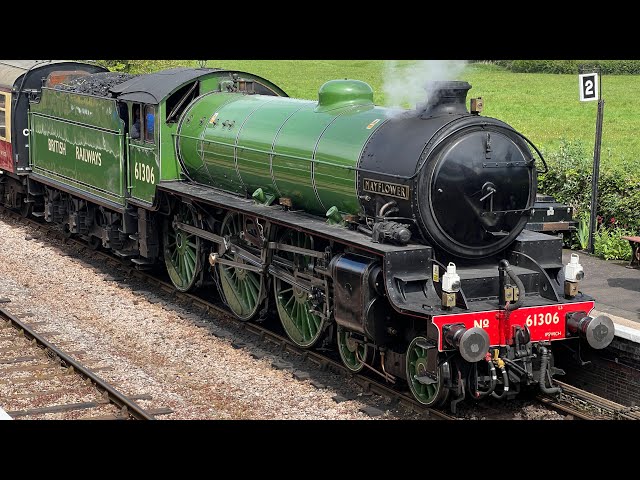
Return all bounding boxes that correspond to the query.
[432,300,595,350]
[0,139,12,172]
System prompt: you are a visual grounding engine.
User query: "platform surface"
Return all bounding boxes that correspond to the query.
[562,249,640,340]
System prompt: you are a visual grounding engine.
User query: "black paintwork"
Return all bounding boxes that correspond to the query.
[357,83,537,259]
[525,194,578,233]
[330,254,389,343]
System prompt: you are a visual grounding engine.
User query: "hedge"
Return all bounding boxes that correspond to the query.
[538,140,640,234]
[489,60,640,75]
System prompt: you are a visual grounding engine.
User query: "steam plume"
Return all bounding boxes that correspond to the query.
[382,60,468,115]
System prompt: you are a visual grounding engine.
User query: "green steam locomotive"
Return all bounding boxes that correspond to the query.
[0,60,614,411]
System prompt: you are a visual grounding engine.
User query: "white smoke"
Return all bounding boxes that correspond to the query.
[382,60,468,116]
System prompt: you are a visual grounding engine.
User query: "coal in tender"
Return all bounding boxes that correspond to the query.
[54,72,137,97]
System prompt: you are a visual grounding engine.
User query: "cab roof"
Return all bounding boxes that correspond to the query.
[109,67,222,104]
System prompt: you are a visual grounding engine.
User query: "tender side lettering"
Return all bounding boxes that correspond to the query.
[75,146,102,166]
[363,178,410,200]
[48,138,66,155]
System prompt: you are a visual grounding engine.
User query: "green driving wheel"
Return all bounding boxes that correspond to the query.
[337,326,371,372]
[217,212,265,320]
[163,203,202,292]
[406,336,450,407]
[274,230,325,348]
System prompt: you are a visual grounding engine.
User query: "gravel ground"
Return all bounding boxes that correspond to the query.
[0,213,406,420]
[0,212,576,420]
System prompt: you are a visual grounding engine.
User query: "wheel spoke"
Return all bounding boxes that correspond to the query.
[274,229,325,348]
[303,309,313,339]
[184,254,194,280]
[217,212,264,320]
[164,204,201,292]
[406,336,447,407]
[185,246,197,263]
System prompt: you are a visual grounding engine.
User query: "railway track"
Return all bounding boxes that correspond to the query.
[537,381,640,420]
[0,306,171,420]
[3,205,636,421]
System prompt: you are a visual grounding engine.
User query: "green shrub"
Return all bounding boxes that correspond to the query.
[575,212,590,251]
[593,225,633,260]
[94,60,133,72]
[538,139,640,234]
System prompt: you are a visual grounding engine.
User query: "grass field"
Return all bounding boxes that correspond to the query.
[129,60,639,169]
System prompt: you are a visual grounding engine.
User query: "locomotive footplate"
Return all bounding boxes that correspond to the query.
[158,181,430,256]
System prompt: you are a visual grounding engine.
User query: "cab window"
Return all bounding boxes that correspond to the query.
[130,103,142,140]
[144,105,155,144]
[0,92,9,141]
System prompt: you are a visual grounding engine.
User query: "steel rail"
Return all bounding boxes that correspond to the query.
[0,305,154,420]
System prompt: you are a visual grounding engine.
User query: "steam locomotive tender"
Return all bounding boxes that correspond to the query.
[0,60,615,412]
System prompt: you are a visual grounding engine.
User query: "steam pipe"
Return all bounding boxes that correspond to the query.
[378,201,397,218]
[468,358,497,400]
[491,365,510,400]
[450,375,466,414]
[498,259,525,311]
[538,346,561,395]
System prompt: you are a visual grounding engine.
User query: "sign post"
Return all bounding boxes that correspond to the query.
[579,67,604,254]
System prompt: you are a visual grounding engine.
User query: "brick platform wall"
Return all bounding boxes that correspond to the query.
[554,337,640,407]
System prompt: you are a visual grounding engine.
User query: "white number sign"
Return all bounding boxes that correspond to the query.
[579,73,598,102]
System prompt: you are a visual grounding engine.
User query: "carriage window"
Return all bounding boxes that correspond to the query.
[0,92,8,141]
[144,105,155,144]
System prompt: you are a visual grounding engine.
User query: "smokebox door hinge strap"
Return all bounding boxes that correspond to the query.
[485,132,492,159]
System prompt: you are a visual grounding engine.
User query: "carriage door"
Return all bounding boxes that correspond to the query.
[0,91,12,172]
[127,103,159,204]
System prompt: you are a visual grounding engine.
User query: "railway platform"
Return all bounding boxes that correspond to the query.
[562,249,640,341]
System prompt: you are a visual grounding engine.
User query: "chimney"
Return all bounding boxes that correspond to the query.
[418,81,472,118]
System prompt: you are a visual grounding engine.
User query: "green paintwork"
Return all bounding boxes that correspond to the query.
[30,112,125,205]
[157,72,288,193]
[25,69,289,209]
[315,79,374,113]
[32,89,122,131]
[177,80,388,215]
[314,106,387,212]
[128,141,158,203]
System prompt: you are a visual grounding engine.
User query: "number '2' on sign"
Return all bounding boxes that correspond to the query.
[579,73,599,102]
